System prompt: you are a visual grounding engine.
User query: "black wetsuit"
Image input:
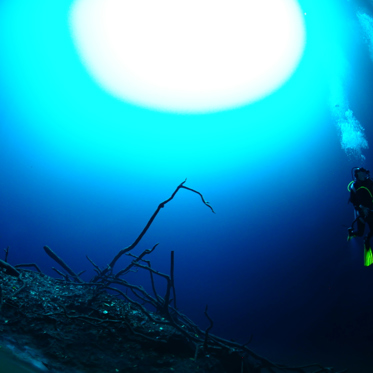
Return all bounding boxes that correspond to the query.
[349,178,373,243]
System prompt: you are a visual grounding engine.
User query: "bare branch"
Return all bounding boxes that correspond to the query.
[44,246,83,283]
[170,250,177,309]
[203,304,213,352]
[0,259,20,277]
[15,263,42,273]
[125,254,162,303]
[86,255,101,274]
[115,243,158,279]
[180,185,215,214]
[52,267,70,281]
[4,246,9,262]
[92,180,214,280]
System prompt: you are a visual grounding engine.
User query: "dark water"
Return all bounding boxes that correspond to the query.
[1,143,373,372]
[1,0,373,372]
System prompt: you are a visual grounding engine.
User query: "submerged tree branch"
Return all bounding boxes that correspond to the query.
[0,181,345,373]
[0,259,20,277]
[4,246,9,263]
[15,263,42,273]
[44,246,83,283]
[92,180,214,281]
[203,304,213,352]
[114,244,158,279]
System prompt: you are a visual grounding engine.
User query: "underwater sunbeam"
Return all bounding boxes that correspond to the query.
[69,0,306,113]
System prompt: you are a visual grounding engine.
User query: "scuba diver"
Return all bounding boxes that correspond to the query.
[347,167,373,266]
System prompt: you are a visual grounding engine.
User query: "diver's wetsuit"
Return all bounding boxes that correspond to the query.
[349,178,373,242]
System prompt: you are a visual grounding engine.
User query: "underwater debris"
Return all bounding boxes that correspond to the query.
[0,181,346,373]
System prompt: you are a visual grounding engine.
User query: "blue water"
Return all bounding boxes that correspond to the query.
[1,0,373,372]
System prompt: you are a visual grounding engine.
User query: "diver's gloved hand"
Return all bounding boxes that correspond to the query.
[359,205,370,218]
[347,227,355,241]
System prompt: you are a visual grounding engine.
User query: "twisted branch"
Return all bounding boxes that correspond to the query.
[114,244,158,279]
[92,179,214,281]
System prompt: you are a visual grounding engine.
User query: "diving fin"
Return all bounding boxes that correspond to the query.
[363,243,373,267]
